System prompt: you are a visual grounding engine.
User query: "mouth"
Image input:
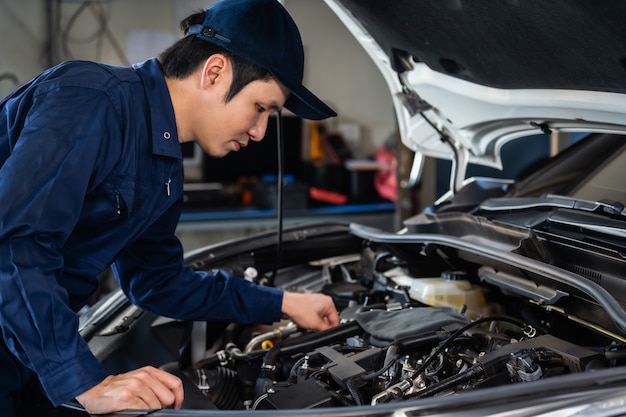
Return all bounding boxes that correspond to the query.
[232,139,248,152]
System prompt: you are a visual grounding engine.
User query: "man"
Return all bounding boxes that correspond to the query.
[0,0,339,414]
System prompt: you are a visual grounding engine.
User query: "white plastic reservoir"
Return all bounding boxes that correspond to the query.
[388,268,491,320]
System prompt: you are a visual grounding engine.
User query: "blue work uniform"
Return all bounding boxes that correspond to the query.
[0,58,283,412]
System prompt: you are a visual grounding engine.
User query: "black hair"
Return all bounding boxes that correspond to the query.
[158,10,272,102]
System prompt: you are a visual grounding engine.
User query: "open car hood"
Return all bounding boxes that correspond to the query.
[324,0,626,187]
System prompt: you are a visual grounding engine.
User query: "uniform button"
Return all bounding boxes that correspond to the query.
[164,131,171,139]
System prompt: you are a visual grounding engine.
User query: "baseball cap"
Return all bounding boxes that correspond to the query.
[186,0,337,120]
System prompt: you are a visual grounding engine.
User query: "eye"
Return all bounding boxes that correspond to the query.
[257,104,266,113]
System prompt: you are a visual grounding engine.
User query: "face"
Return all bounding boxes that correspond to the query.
[184,60,288,158]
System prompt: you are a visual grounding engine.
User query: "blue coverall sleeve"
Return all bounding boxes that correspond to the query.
[112,201,284,325]
[0,86,121,405]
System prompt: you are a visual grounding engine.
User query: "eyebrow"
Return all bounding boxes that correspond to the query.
[265,101,283,112]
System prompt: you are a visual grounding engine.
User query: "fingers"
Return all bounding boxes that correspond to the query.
[312,296,340,330]
[151,367,184,409]
[133,366,183,409]
[314,294,340,330]
[76,366,184,414]
[282,292,339,331]
[323,305,340,328]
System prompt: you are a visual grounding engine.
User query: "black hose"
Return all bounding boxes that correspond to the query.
[359,332,448,385]
[361,344,398,381]
[404,364,485,400]
[410,316,530,381]
[346,376,365,405]
[288,355,309,381]
[191,323,243,369]
[264,320,362,364]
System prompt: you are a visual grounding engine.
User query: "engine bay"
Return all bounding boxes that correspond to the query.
[83,222,626,412]
[169,244,623,410]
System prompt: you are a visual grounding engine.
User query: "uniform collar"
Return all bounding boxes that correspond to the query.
[133,58,182,159]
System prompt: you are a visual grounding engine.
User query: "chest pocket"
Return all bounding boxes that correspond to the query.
[79,175,136,225]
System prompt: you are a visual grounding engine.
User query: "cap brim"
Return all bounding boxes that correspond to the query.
[281,80,337,120]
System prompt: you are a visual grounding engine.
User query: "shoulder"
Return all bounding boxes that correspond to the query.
[27,61,151,122]
[31,61,140,96]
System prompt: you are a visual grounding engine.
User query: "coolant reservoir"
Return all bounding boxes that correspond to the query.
[388,269,491,320]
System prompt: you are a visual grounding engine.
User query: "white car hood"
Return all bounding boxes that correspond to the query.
[324,0,626,189]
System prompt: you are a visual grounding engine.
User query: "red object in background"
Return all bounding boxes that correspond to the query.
[374,146,397,202]
[309,187,348,205]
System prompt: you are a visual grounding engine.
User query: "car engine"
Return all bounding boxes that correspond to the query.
[81,221,626,413]
[176,245,618,411]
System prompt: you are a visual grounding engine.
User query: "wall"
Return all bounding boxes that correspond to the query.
[0,1,47,95]
[0,0,396,158]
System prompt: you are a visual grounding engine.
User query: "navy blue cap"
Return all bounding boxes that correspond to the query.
[187,0,337,120]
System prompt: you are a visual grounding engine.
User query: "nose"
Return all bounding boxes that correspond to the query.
[247,115,269,142]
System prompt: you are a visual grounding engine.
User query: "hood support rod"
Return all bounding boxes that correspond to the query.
[395,72,469,195]
[419,112,469,195]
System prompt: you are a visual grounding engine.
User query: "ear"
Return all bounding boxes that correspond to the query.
[200,54,230,89]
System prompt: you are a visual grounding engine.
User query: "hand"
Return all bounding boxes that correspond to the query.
[75,366,184,414]
[281,292,339,331]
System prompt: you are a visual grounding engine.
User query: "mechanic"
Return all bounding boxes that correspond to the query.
[0,0,340,415]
